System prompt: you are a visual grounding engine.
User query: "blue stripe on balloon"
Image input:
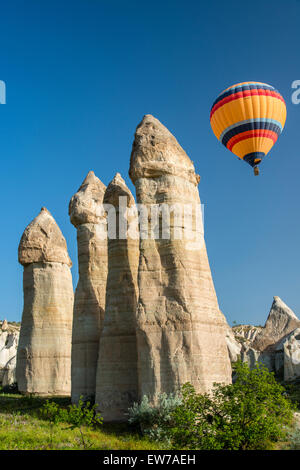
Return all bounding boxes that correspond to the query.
[223,82,274,94]
[221,121,282,147]
[243,152,265,168]
[219,118,283,142]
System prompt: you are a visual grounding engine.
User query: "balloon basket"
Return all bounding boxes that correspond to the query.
[254,167,260,176]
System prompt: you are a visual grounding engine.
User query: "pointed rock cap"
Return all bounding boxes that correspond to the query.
[264,296,299,329]
[252,296,300,352]
[69,171,106,227]
[18,207,72,267]
[104,172,135,208]
[129,115,200,185]
[1,319,8,331]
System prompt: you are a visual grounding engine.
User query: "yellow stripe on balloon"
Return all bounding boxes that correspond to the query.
[231,137,276,160]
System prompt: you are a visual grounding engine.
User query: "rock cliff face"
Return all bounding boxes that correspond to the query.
[0,321,20,387]
[226,327,241,363]
[282,328,300,381]
[252,296,300,352]
[69,171,107,402]
[229,296,300,382]
[232,325,262,347]
[129,115,232,401]
[95,173,139,421]
[17,208,73,395]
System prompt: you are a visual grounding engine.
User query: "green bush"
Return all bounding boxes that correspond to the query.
[128,392,182,443]
[130,362,295,450]
[168,362,295,450]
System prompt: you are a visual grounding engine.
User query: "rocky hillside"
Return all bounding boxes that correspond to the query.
[226,296,300,381]
[0,320,20,387]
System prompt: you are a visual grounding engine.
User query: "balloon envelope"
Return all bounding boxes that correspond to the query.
[210,82,286,170]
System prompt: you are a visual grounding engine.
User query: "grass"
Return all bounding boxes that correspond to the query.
[1,381,300,450]
[0,390,165,450]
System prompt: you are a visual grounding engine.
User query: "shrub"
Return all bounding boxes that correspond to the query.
[40,397,103,449]
[130,362,295,450]
[168,362,295,450]
[128,392,182,443]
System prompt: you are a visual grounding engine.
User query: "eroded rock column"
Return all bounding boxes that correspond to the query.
[96,173,139,421]
[17,208,73,395]
[129,115,231,401]
[69,171,107,402]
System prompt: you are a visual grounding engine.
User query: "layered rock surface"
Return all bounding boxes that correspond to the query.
[0,321,20,387]
[282,328,300,381]
[69,171,107,402]
[226,327,241,363]
[129,115,232,400]
[251,296,300,352]
[96,173,139,421]
[17,208,73,395]
[229,296,300,381]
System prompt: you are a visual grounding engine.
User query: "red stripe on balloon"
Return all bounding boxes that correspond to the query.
[210,89,285,120]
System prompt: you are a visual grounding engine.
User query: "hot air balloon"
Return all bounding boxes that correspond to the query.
[210,82,287,175]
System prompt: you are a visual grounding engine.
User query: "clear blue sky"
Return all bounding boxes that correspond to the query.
[1,0,300,326]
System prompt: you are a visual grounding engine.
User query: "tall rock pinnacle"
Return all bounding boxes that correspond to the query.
[17,208,73,395]
[95,173,139,421]
[69,171,108,403]
[129,115,231,400]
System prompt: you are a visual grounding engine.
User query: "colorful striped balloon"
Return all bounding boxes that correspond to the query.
[210,82,287,175]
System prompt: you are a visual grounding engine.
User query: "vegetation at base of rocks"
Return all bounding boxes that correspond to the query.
[0,389,163,450]
[1,362,299,451]
[283,379,300,410]
[40,396,103,449]
[128,392,182,444]
[130,362,296,450]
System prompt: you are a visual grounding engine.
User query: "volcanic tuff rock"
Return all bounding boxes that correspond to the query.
[17,208,73,395]
[282,328,300,381]
[232,324,262,347]
[96,173,139,421]
[129,115,232,401]
[18,207,72,267]
[226,327,242,363]
[251,296,300,352]
[229,297,300,381]
[0,321,20,387]
[69,171,108,403]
